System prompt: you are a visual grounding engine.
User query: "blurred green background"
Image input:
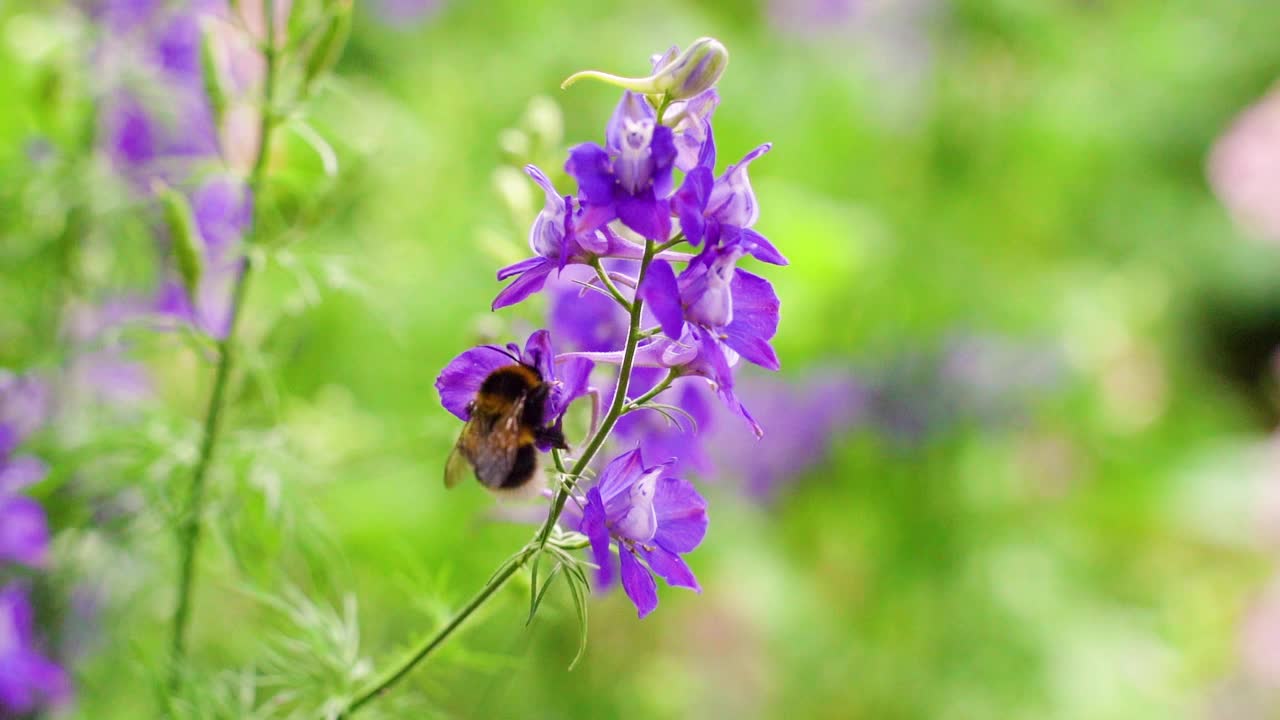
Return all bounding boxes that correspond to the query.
[5,0,1280,717]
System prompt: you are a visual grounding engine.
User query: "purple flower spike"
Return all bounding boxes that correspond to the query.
[0,585,71,715]
[574,448,707,618]
[566,92,677,241]
[434,330,594,442]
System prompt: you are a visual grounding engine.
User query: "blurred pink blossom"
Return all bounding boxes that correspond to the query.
[1209,84,1280,244]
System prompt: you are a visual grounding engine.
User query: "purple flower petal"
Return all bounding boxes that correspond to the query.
[616,190,671,242]
[566,143,616,207]
[526,165,568,258]
[613,467,659,542]
[738,227,788,266]
[595,448,646,514]
[0,497,49,568]
[549,356,594,421]
[619,548,658,618]
[639,259,684,340]
[723,270,781,371]
[651,476,708,553]
[434,345,516,420]
[0,585,70,714]
[492,260,555,310]
[670,91,720,173]
[707,143,771,228]
[641,545,700,591]
[0,457,49,494]
[673,167,713,246]
[582,487,615,587]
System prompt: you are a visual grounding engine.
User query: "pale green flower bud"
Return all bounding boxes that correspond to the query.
[560,37,729,102]
[155,183,205,305]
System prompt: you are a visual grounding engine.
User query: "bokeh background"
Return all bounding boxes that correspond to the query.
[4,0,1280,717]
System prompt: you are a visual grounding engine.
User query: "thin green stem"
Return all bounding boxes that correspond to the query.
[337,238,660,718]
[624,369,678,412]
[655,233,686,254]
[590,257,633,312]
[167,0,279,692]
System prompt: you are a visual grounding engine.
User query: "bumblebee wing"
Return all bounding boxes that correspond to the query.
[444,418,476,489]
[470,395,527,490]
[443,395,528,490]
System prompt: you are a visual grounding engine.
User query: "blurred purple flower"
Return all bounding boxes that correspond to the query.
[568,447,707,618]
[373,0,443,25]
[0,373,50,445]
[0,585,70,715]
[707,371,868,502]
[1209,83,1280,244]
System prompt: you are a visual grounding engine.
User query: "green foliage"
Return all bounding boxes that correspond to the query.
[4,0,1280,718]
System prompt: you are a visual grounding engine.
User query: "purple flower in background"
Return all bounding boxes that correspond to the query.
[435,330,594,447]
[0,372,52,568]
[373,0,443,25]
[613,369,717,477]
[570,448,707,618]
[566,92,677,241]
[152,176,253,338]
[547,265,630,353]
[0,585,70,715]
[707,371,868,502]
[0,455,51,569]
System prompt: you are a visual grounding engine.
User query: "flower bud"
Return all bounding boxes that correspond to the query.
[560,37,729,102]
[155,183,205,305]
[200,23,227,132]
[653,37,728,100]
[302,0,352,94]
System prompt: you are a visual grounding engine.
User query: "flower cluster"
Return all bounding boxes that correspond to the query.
[437,39,783,617]
[0,371,70,715]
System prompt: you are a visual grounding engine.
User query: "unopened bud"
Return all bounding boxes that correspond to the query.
[654,38,728,100]
[302,0,352,94]
[200,24,227,131]
[155,183,205,305]
[560,37,729,102]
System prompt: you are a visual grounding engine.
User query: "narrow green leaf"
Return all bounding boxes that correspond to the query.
[526,552,543,625]
[527,562,563,627]
[565,571,589,670]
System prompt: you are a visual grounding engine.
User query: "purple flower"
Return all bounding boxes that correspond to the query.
[0,372,49,445]
[566,92,677,241]
[670,125,782,261]
[0,584,70,715]
[0,495,50,569]
[435,330,594,449]
[570,448,707,618]
[492,166,655,310]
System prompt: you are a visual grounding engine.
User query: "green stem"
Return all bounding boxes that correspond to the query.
[590,257,633,312]
[337,238,660,717]
[624,369,677,412]
[654,233,686,254]
[167,0,279,691]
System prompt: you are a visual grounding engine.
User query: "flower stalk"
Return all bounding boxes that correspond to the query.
[167,0,280,691]
[337,237,659,718]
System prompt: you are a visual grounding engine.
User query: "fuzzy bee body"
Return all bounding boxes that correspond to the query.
[445,363,566,494]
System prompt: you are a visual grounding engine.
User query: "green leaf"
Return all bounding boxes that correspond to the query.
[564,570,589,670]
[526,561,563,627]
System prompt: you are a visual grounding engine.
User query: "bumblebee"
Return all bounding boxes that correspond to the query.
[444,359,568,495]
